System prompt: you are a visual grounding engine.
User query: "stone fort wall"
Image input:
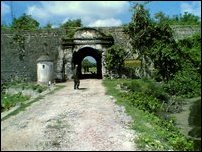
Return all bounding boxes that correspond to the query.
[1,25,200,81]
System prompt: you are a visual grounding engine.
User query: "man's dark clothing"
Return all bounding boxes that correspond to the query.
[73,66,80,89]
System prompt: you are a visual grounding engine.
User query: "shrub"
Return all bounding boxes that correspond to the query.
[105,45,127,77]
[123,92,162,113]
[164,64,201,98]
[122,78,169,102]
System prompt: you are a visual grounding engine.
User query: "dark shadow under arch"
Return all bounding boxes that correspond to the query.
[72,47,102,79]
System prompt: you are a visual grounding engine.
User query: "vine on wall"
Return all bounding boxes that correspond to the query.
[11,32,26,61]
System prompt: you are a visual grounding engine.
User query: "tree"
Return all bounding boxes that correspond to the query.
[9,14,40,60]
[125,3,181,81]
[60,19,82,28]
[44,23,52,29]
[60,19,82,38]
[82,59,96,73]
[180,12,200,25]
[82,59,91,67]
[1,24,10,30]
[154,11,201,25]
[11,13,40,30]
[105,45,127,77]
[154,11,169,24]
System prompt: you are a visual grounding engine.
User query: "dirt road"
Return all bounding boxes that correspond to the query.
[1,79,138,151]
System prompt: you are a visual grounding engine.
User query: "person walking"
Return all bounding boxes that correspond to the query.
[73,64,80,89]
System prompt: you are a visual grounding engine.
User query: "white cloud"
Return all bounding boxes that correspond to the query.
[26,1,129,26]
[52,24,59,29]
[1,2,10,16]
[88,18,122,27]
[180,1,201,17]
[27,5,49,19]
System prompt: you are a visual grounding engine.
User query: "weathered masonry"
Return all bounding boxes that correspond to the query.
[61,28,113,80]
[1,26,200,82]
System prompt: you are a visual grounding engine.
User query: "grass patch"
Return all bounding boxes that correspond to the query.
[103,78,194,151]
[1,93,30,112]
[1,95,44,121]
[1,85,65,121]
[1,81,49,112]
[5,82,48,93]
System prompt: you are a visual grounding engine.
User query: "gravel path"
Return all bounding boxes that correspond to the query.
[1,79,138,151]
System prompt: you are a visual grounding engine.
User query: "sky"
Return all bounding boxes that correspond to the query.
[1,1,201,28]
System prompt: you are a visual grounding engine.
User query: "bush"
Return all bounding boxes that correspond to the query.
[124,92,162,113]
[122,78,169,102]
[164,64,201,98]
[105,45,127,77]
[121,67,140,79]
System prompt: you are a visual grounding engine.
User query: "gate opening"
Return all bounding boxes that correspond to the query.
[72,47,102,79]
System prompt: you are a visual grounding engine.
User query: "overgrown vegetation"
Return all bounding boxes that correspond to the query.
[154,11,201,25]
[162,32,201,98]
[1,80,48,112]
[125,3,183,81]
[103,79,194,151]
[60,19,82,28]
[11,13,40,31]
[123,2,201,96]
[10,32,26,61]
[105,45,127,77]
[124,2,201,82]
[1,85,65,121]
[1,3,200,150]
[60,19,82,38]
[1,93,30,112]
[103,2,200,150]
[1,14,82,39]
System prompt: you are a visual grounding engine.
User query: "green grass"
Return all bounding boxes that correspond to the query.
[1,85,65,121]
[103,78,194,151]
[1,82,49,112]
[5,82,48,93]
[1,93,30,112]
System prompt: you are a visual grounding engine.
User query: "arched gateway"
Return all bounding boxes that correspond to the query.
[59,28,114,81]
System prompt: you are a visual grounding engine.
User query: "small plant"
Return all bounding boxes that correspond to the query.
[1,93,30,112]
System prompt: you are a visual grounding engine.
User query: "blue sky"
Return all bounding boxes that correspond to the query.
[1,1,201,27]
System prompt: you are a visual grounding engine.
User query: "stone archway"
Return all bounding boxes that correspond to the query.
[60,27,114,81]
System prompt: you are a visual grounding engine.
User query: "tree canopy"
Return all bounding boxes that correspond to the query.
[125,3,182,81]
[60,19,82,28]
[44,23,52,29]
[82,59,96,68]
[105,45,127,77]
[11,13,40,30]
[154,11,201,25]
